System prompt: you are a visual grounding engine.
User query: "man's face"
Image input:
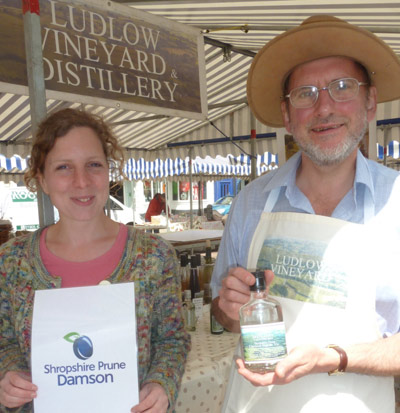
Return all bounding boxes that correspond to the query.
[281,57,377,166]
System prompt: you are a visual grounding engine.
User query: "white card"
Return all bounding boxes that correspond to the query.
[31,283,139,413]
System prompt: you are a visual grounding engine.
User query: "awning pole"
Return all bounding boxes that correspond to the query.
[23,0,54,227]
[164,179,170,228]
[230,113,237,194]
[189,147,193,229]
[383,125,389,166]
[132,181,136,224]
[197,180,202,216]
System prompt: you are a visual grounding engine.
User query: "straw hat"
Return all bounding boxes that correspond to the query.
[247,15,400,127]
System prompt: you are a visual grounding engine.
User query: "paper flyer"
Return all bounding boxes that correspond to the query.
[31,283,139,412]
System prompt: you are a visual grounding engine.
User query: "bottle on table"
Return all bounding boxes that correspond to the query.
[196,252,204,292]
[210,306,224,335]
[203,240,214,305]
[179,253,190,300]
[239,269,287,373]
[189,255,201,300]
[182,290,196,331]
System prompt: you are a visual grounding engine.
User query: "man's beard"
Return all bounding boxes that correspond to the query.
[292,113,368,167]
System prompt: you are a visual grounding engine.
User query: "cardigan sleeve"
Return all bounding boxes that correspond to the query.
[0,239,34,413]
[0,242,32,377]
[142,241,191,411]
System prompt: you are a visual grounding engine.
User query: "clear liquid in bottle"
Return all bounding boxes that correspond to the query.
[239,269,287,373]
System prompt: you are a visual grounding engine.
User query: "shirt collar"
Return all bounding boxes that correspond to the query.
[262,149,375,203]
[263,151,301,194]
[354,149,375,203]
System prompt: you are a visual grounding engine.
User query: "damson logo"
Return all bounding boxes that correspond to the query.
[64,332,94,360]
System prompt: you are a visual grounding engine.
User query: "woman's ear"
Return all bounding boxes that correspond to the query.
[37,174,49,195]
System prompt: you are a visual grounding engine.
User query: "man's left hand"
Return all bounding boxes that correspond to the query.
[236,344,340,386]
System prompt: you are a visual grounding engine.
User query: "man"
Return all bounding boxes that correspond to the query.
[210,15,400,412]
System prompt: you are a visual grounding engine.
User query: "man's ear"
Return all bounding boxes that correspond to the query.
[281,100,292,134]
[366,85,377,122]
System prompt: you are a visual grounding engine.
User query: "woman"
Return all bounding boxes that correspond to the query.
[145,193,167,223]
[0,108,190,413]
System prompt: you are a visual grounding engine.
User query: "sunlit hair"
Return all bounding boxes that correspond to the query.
[24,108,125,192]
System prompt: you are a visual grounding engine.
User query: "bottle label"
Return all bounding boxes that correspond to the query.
[192,297,203,319]
[182,302,196,331]
[241,322,287,363]
[211,314,224,333]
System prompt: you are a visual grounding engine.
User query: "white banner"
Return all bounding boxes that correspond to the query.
[31,283,139,413]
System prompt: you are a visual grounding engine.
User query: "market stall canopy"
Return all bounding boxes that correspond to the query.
[125,152,278,181]
[1,0,400,180]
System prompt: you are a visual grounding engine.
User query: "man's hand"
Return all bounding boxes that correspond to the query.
[0,371,37,408]
[214,268,274,332]
[236,344,341,386]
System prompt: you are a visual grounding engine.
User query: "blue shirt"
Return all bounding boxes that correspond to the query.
[211,150,400,336]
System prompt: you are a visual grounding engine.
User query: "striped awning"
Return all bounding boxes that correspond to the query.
[378,140,400,159]
[0,152,278,182]
[124,152,277,181]
[0,154,27,172]
[2,1,400,166]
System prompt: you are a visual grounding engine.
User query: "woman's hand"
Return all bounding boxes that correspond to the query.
[131,382,169,413]
[0,371,37,408]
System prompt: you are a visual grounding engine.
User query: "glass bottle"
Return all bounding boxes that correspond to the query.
[179,254,190,300]
[203,240,214,305]
[182,290,196,331]
[196,253,205,293]
[210,306,224,335]
[239,269,287,373]
[189,255,200,300]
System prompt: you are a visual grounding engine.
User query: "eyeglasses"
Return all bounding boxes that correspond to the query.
[284,78,368,109]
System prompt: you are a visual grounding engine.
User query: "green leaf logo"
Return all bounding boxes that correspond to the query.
[64,332,81,343]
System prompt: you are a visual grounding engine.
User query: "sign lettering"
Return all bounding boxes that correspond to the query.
[0,0,206,119]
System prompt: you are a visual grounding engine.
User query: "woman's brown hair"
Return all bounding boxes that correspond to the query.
[24,108,125,191]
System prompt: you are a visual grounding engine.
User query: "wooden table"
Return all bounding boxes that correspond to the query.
[175,305,239,413]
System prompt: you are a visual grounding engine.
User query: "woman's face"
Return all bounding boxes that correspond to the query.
[38,126,110,223]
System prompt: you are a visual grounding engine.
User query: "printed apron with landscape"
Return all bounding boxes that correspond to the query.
[222,188,394,413]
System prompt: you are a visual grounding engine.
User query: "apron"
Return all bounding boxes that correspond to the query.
[222,187,394,413]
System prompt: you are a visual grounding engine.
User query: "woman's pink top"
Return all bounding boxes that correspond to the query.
[40,224,128,287]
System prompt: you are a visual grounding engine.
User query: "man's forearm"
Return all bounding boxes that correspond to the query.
[346,333,400,376]
[211,297,240,333]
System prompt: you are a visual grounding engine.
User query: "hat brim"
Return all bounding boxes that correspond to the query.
[247,16,400,127]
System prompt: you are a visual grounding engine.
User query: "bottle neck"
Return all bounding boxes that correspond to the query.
[205,247,212,263]
[250,289,267,300]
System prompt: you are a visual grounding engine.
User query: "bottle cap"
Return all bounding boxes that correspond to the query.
[249,270,266,291]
